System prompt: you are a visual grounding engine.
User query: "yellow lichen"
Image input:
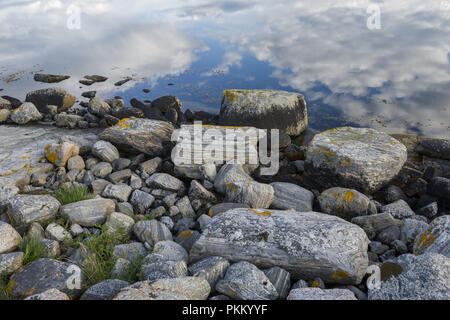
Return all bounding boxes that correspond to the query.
[332,270,350,281]
[249,209,273,216]
[345,190,356,203]
[179,230,192,239]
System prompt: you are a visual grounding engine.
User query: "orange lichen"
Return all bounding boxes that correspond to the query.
[345,190,356,203]
[179,230,192,239]
[332,270,350,281]
[249,209,273,216]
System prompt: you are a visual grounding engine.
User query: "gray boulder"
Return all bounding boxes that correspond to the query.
[7,195,60,225]
[191,209,369,284]
[88,97,111,117]
[270,182,314,212]
[351,213,401,240]
[61,198,115,227]
[146,173,185,194]
[25,87,76,113]
[189,256,230,290]
[288,288,356,300]
[382,200,415,219]
[0,252,23,276]
[92,140,120,163]
[102,184,132,202]
[263,266,291,299]
[11,102,42,124]
[214,162,253,194]
[224,181,274,209]
[414,215,450,258]
[141,260,188,281]
[81,279,130,300]
[25,288,70,300]
[304,127,407,194]
[134,220,172,247]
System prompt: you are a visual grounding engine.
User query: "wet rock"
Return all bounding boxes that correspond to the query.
[34,74,70,83]
[219,89,307,136]
[224,181,274,209]
[98,118,174,157]
[114,77,132,86]
[191,209,369,284]
[81,279,130,300]
[61,198,115,227]
[9,258,84,298]
[288,288,356,300]
[113,277,210,300]
[270,182,314,212]
[214,163,253,194]
[368,253,450,300]
[189,256,230,290]
[0,252,23,276]
[216,261,279,300]
[134,220,172,247]
[102,184,132,202]
[7,195,60,225]
[263,266,291,299]
[381,200,415,219]
[318,187,376,220]
[25,288,70,300]
[25,88,76,113]
[304,127,407,194]
[11,102,42,124]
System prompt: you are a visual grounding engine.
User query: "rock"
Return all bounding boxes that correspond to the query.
[145,241,189,264]
[81,91,96,99]
[25,88,76,113]
[129,174,142,190]
[214,163,253,194]
[8,258,84,298]
[43,239,60,258]
[7,195,60,225]
[263,266,291,299]
[33,74,70,83]
[55,113,83,128]
[318,187,376,220]
[191,209,369,284]
[382,200,415,219]
[25,288,70,300]
[368,253,450,300]
[151,96,182,115]
[374,185,409,204]
[92,140,120,163]
[10,102,42,124]
[404,178,428,197]
[0,109,10,123]
[146,173,185,194]
[102,184,132,202]
[219,89,307,136]
[175,196,195,219]
[81,279,130,300]
[304,127,407,194]
[0,97,12,109]
[416,202,438,219]
[61,198,115,227]
[400,218,429,251]
[130,190,155,214]
[105,212,135,234]
[84,75,108,82]
[414,215,450,258]
[270,182,314,212]
[0,186,19,206]
[216,261,278,300]
[427,177,450,208]
[197,215,212,231]
[351,213,401,240]
[288,288,356,300]
[224,181,274,209]
[207,203,250,218]
[392,240,408,255]
[45,223,72,242]
[416,138,450,160]
[112,158,131,172]
[113,242,147,264]
[98,118,174,157]
[0,252,23,276]
[111,107,144,119]
[188,180,217,202]
[91,179,111,194]
[160,217,174,231]
[44,141,79,167]
[111,258,132,279]
[376,225,401,245]
[134,220,172,247]
[91,162,113,179]
[114,78,132,86]
[141,260,188,281]
[175,229,201,252]
[113,277,210,300]
[189,256,230,290]
[139,157,162,176]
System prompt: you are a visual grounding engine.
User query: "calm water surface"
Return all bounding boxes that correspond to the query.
[0,0,449,137]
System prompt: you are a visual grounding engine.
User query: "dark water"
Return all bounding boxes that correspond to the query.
[0,0,449,138]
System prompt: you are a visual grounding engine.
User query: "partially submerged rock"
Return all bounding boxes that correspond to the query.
[304,127,407,194]
[33,74,70,84]
[191,208,369,284]
[25,88,76,113]
[10,103,42,124]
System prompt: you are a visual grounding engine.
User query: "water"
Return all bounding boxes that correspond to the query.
[0,0,449,138]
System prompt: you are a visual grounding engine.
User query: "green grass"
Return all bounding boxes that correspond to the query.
[0,276,12,300]
[54,184,93,206]
[19,236,47,265]
[81,225,130,288]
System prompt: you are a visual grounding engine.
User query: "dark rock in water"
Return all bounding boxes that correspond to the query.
[130,98,146,110]
[105,98,124,110]
[81,91,96,99]
[33,74,70,83]
[114,77,132,86]
[84,75,108,83]
[25,88,76,113]
[417,138,450,160]
[144,106,166,121]
[1,95,22,109]
[79,101,89,108]
[151,96,182,114]
[111,107,144,119]
[104,114,120,126]
[165,108,178,124]
[143,89,151,93]
[79,79,95,86]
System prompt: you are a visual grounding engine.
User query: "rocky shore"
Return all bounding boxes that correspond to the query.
[0,84,449,300]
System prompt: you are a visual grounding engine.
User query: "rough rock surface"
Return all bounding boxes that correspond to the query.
[224,181,274,209]
[414,215,450,258]
[25,88,76,113]
[0,222,22,254]
[270,182,314,212]
[288,288,357,300]
[61,198,115,227]
[25,288,70,300]
[81,279,130,300]
[191,208,369,284]
[98,118,174,157]
[10,103,42,124]
[214,162,253,194]
[0,252,24,276]
[7,195,61,225]
[304,127,407,193]
[219,89,308,136]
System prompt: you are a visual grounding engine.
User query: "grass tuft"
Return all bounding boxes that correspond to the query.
[54,184,93,206]
[19,236,47,265]
[0,276,12,300]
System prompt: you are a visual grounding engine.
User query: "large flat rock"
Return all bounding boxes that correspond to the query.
[190,208,369,284]
[0,124,99,187]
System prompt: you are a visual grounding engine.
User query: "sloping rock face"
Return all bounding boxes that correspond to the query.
[0,125,99,187]
[10,103,42,124]
[7,195,61,225]
[190,208,369,284]
[304,127,407,194]
[219,89,308,136]
[98,118,174,157]
[25,87,76,113]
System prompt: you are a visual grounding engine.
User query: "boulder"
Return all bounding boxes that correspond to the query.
[368,253,450,300]
[224,181,274,209]
[61,198,115,227]
[134,220,172,247]
[8,258,84,298]
[414,215,450,258]
[98,118,174,157]
[0,109,10,123]
[33,74,70,84]
[44,141,79,167]
[25,88,76,113]
[381,200,415,219]
[7,195,60,225]
[10,103,42,124]
[146,173,185,194]
[263,266,291,299]
[0,222,21,254]
[219,89,308,136]
[25,288,70,300]
[105,212,135,234]
[81,279,130,300]
[351,213,401,240]
[214,162,253,194]
[304,127,407,194]
[188,256,230,290]
[102,184,132,202]
[288,288,356,300]
[88,97,111,117]
[0,252,24,276]
[113,277,210,300]
[416,138,450,160]
[191,209,369,284]
[318,187,376,220]
[92,140,120,163]
[270,182,314,212]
